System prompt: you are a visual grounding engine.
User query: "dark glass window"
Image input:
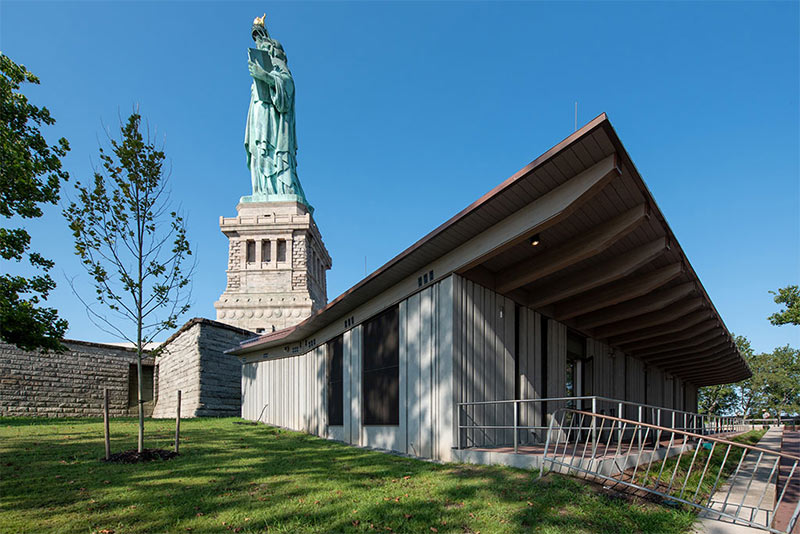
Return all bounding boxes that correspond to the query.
[362,306,399,425]
[566,331,586,406]
[326,335,344,426]
[246,240,256,263]
[261,240,271,262]
[128,364,155,407]
[277,239,287,262]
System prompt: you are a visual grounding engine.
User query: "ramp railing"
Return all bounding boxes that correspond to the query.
[539,408,800,534]
[455,395,745,451]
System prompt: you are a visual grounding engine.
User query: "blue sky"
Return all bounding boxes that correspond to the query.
[2,1,798,353]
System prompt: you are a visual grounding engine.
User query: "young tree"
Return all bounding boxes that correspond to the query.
[0,54,69,351]
[768,285,799,326]
[64,112,193,453]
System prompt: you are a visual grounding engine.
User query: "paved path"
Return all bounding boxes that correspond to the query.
[695,427,783,534]
[774,429,800,533]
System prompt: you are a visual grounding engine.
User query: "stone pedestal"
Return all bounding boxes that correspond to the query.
[214,201,331,334]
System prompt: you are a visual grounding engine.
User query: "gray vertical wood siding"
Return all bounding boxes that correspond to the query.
[242,273,704,460]
[518,307,543,444]
[240,276,455,461]
[452,276,516,448]
[241,345,326,435]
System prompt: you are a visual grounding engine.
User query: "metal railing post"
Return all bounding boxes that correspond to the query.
[456,404,461,450]
[513,399,518,454]
[617,401,623,444]
[638,405,643,450]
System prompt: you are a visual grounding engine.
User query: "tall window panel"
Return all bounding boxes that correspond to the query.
[246,240,256,263]
[261,239,271,262]
[362,306,399,425]
[326,335,344,426]
[276,239,287,262]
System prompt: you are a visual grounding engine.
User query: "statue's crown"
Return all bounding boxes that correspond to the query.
[253,13,266,27]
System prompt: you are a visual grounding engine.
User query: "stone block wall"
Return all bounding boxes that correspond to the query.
[152,318,253,418]
[150,322,203,418]
[291,233,308,292]
[198,323,254,416]
[0,340,154,418]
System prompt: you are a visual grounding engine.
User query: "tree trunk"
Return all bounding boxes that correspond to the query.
[136,349,144,453]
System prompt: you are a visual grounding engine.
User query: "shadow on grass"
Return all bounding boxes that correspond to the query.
[0,417,695,533]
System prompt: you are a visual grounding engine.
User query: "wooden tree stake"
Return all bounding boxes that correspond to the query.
[103,388,110,460]
[174,390,181,454]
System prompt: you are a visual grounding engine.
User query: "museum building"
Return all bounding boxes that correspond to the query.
[228,113,751,462]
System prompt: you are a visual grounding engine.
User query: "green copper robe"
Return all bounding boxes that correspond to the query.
[244,52,309,206]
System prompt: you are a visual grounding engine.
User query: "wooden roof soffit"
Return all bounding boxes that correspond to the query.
[526,237,669,309]
[671,354,747,379]
[644,339,732,364]
[496,202,649,294]
[683,366,751,385]
[571,281,696,329]
[649,351,736,377]
[605,308,711,346]
[554,264,686,322]
[593,296,705,340]
[619,319,719,352]
[632,329,724,359]
[664,355,741,377]
[456,153,621,275]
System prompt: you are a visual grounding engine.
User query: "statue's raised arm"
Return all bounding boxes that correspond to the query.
[243,14,311,212]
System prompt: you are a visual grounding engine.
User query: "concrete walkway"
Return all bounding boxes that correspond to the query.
[695,427,784,534]
[774,429,800,533]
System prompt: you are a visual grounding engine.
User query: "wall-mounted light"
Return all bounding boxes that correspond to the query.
[529,233,541,247]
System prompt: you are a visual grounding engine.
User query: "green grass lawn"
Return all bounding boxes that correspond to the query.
[1,417,698,534]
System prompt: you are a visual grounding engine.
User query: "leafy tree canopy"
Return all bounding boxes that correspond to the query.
[0,54,69,351]
[768,285,799,326]
[64,111,193,452]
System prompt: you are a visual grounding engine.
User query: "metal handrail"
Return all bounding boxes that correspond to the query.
[539,408,800,534]
[458,395,708,422]
[556,410,800,462]
[455,395,747,452]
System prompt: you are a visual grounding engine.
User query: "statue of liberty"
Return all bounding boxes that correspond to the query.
[243,14,311,211]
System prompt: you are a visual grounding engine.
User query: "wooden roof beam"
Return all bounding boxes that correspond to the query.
[633,330,725,359]
[619,319,719,352]
[456,153,621,274]
[692,371,751,386]
[495,203,648,294]
[677,360,750,383]
[645,344,732,369]
[659,350,740,374]
[592,297,705,340]
[666,356,742,377]
[664,360,728,378]
[605,309,712,346]
[525,237,669,309]
[570,281,696,328]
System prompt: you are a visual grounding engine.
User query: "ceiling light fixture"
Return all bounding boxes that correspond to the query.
[529,234,541,247]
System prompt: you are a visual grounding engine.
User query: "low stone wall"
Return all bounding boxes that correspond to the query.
[0,340,154,418]
[152,318,253,418]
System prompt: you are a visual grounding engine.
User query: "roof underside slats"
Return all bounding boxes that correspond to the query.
[232,114,749,387]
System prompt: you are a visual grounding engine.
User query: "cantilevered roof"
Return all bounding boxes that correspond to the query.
[229,113,750,386]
